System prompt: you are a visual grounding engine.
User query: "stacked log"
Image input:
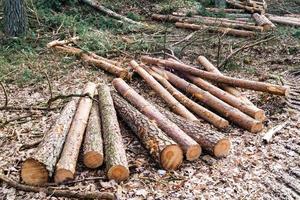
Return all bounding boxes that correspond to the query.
[252,13,275,31]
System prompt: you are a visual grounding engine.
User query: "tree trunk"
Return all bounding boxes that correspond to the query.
[158,106,231,157]
[112,92,183,170]
[184,74,266,121]
[143,65,229,129]
[83,102,104,169]
[175,22,256,37]
[112,78,201,161]
[141,56,288,96]
[252,13,275,31]
[55,82,96,184]
[3,0,27,37]
[151,67,263,133]
[98,84,129,182]
[21,98,79,186]
[130,60,197,121]
[266,14,300,27]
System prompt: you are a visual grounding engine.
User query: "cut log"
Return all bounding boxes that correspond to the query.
[205,8,245,13]
[130,60,197,121]
[252,13,275,31]
[226,0,264,13]
[54,82,96,184]
[21,98,79,186]
[151,67,263,133]
[158,107,231,157]
[83,102,104,169]
[112,78,201,161]
[46,37,79,48]
[81,0,144,26]
[266,14,300,27]
[197,56,258,108]
[50,45,128,79]
[152,14,263,32]
[194,57,266,121]
[142,65,229,129]
[175,22,256,37]
[141,56,288,96]
[112,92,183,170]
[98,84,129,182]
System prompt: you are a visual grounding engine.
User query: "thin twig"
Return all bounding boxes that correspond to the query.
[47,93,97,108]
[19,139,43,151]
[46,176,106,186]
[0,81,8,109]
[0,114,34,128]
[44,72,53,109]
[0,106,61,111]
[0,171,115,199]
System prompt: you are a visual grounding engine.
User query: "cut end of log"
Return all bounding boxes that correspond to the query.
[251,122,264,133]
[54,169,74,184]
[160,144,183,170]
[254,110,266,122]
[21,159,48,186]
[218,119,230,129]
[83,151,104,169]
[214,139,231,158]
[186,144,202,161]
[107,165,130,182]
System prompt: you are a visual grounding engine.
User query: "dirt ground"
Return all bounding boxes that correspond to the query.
[1,0,300,199]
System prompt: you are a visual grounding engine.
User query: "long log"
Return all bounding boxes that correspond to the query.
[226,0,264,13]
[152,14,263,32]
[175,22,256,38]
[151,67,263,133]
[206,8,245,13]
[142,65,229,129]
[141,56,288,96]
[112,78,201,161]
[21,98,79,186]
[83,102,104,169]
[158,107,231,157]
[98,84,129,182]
[266,14,300,27]
[55,82,96,184]
[130,60,197,121]
[252,13,275,31]
[194,56,265,121]
[112,93,183,170]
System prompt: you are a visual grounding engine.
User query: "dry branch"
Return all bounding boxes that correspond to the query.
[158,107,231,157]
[112,93,183,170]
[112,78,201,161]
[98,84,129,182]
[141,56,288,96]
[55,82,96,184]
[46,37,79,48]
[262,121,288,143]
[151,67,263,133]
[143,65,229,129]
[130,60,197,121]
[21,98,79,186]
[83,102,104,169]
[0,172,115,199]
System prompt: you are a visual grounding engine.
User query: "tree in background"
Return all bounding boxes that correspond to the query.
[3,0,27,37]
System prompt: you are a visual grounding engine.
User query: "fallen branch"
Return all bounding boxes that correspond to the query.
[81,0,144,26]
[46,37,79,48]
[262,121,288,143]
[0,114,33,128]
[0,172,115,199]
[47,92,96,108]
[0,81,8,109]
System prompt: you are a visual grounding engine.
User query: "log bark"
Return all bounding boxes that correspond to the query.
[83,102,104,169]
[21,98,79,186]
[158,107,231,157]
[112,78,201,161]
[130,60,197,121]
[252,13,275,31]
[112,92,183,170]
[195,56,266,121]
[175,22,256,37]
[98,84,129,182]
[141,56,288,96]
[226,0,264,13]
[150,67,263,133]
[55,82,96,184]
[266,14,300,27]
[142,65,229,129]
[0,173,115,200]
[50,45,128,79]
[152,14,263,32]
[81,0,144,26]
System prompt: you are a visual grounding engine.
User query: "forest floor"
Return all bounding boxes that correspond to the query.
[0,0,300,199]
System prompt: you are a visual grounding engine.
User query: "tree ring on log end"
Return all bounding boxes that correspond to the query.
[83,151,104,169]
[214,139,231,158]
[21,159,48,186]
[54,169,74,183]
[250,122,263,133]
[254,110,266,122]
[107,165,130,182]
[186,144,202,161]
[160,144,183,170]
